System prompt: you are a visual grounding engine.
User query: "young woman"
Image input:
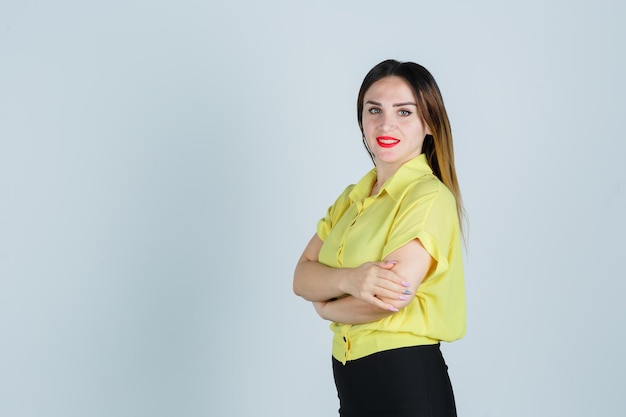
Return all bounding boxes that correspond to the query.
[294,59,465,416]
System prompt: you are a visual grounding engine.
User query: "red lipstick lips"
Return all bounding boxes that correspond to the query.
[376,136,400,148]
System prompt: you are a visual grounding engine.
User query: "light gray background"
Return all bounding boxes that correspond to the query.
[1,1,625,416]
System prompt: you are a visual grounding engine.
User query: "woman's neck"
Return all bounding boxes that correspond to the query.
[370,165,397,196]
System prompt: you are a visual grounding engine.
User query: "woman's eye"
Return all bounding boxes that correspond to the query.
[368,107,381,114]
[398,110,412,116]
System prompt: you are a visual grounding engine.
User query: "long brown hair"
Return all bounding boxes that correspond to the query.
[357,59,465,230]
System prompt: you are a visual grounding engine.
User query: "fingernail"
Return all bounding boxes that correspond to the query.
[402,281,410,287]
[387,261,398,265]
[403,289,411,295]
[398,295,407,301]
[389,307,399,312]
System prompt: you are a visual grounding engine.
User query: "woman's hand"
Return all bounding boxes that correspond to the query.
[341,261,411,312]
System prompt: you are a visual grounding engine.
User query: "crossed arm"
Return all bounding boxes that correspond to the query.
[293,234,433,325]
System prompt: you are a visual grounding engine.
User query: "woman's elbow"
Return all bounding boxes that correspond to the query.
[292,271,308,299]
[293,279,303,297]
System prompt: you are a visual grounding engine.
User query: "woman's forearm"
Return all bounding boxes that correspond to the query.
[293,234,354,302]
[294,258,352,302]
[316,296,394,325]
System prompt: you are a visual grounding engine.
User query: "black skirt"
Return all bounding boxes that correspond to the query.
[332,344,457,417]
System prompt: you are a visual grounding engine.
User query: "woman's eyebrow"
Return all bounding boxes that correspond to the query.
[393,102,417,107]
[364,100,417,107]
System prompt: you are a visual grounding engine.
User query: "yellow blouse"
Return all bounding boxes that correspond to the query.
[317,153,466,364]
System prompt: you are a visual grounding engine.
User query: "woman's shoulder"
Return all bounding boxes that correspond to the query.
[404,174,454,203]
[324,183,356,213]
[335,183,356,201]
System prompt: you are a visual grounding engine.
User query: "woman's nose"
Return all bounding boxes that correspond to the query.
[380,114,396,131]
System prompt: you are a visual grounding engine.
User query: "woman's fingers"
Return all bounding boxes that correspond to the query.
[371,268,410,296]
[368,295,400,312]
[348,262,411,307]
[355,279,407,301]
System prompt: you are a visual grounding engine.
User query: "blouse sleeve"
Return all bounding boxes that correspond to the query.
[382,180,460,271]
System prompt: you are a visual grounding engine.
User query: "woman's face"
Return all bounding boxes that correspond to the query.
[361,76,431,170]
